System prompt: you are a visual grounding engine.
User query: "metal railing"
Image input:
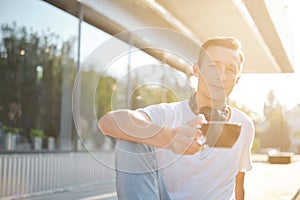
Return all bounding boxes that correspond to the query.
[0,151,115,199]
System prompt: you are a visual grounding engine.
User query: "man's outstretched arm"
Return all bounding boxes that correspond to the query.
[98,109,202,155]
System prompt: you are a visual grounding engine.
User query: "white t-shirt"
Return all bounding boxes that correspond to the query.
[141,100,254,200]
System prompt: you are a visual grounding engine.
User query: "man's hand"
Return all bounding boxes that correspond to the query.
[167,114,207,155]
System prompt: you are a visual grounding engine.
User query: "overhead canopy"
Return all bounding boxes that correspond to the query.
[44,0,294,75]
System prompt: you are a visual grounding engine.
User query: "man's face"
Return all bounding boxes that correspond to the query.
[195,46,241,100]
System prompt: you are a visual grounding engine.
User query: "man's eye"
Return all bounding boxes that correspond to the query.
[227,68,234,72]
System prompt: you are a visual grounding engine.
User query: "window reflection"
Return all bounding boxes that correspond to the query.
[0,0,78,151]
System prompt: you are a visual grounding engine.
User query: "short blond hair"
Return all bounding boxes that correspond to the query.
[198,36,244,71]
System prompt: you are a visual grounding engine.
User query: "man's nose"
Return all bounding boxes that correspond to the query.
[218,66,227,81]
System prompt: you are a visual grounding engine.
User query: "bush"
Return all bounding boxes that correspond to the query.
[2,125,21,134]
[31,129,45,138]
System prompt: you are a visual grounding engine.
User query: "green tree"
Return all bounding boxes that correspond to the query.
[0,22,76,139]
[261,90,291,151]
[264,89,276,121]
[96,74,117,119]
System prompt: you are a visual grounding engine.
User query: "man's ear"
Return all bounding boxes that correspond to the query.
[235,75,241,84]
[193,63,199,76]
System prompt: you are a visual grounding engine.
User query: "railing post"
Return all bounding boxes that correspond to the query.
[48,137,55,150]
[5,133,16,151]
[34,137,42,150]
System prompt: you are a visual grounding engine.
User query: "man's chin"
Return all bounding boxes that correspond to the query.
[209,92,226,101]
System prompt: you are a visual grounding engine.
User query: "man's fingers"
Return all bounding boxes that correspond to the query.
[186,114,208,129]
[186,118,199,127]
[183,140,203,155]
[198,114,208,124]
[169,126,204,155]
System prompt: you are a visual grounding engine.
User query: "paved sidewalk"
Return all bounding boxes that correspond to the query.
[28,181,117,200]
[245,154,300,200]
[26,154,300,200]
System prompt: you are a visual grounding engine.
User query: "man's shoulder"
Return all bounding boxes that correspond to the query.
[230,107,254,129]
[144,100,188,110]
[140,100,190,124]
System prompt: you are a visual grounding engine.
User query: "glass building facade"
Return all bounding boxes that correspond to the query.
[0,0,191,152]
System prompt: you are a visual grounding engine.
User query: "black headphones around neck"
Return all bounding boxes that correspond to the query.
[188,93,228,121]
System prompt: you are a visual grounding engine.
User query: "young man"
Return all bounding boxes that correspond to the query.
[99,36,254,200]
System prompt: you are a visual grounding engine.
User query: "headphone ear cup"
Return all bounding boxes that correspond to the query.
[199,106,213,121]
[200,107,227,121]
[214,109,227,121]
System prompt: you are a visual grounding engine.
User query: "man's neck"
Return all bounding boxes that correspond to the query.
[195,91,226,110]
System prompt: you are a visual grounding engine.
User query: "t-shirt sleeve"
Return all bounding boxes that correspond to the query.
[136,103,174,127]
[239,120,255,172]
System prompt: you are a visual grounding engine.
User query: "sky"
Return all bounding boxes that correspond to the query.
[1,0,300,118]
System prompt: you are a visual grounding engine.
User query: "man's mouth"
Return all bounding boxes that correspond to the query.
[209,84,225,90]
